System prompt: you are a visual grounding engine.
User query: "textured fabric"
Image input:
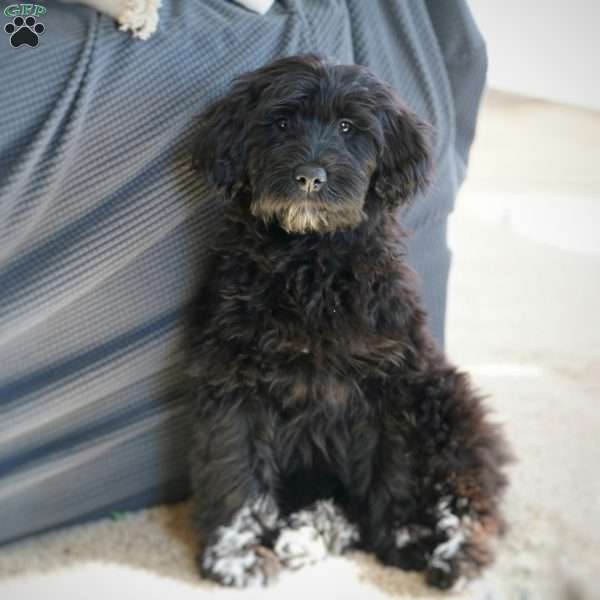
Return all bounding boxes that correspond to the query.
[0,0,486,544]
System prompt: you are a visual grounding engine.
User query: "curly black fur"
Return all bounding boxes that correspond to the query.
[188,55,511,590]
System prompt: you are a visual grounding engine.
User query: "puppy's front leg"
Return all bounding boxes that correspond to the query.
[190,399,282,587]
[349,411,419,570]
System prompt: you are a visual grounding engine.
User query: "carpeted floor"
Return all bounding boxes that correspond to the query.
[1,91,599,599]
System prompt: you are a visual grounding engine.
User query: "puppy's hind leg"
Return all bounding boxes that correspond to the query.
[350,368,510,590]
[405,365,511,590]
[274,500,360,570]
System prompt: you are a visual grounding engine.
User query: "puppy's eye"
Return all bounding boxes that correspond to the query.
[276,118,288,131]
[339,120,353,134]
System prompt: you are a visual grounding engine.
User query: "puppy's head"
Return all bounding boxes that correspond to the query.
[193,54,431,234]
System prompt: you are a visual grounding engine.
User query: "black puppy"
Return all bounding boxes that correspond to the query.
[189,55,510,590]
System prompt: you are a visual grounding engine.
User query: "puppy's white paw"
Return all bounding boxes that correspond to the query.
[275,525,328,569]
[203,542,280,587]
[428,497,467,574]
[274,499,359,570]
[201,496,282,587]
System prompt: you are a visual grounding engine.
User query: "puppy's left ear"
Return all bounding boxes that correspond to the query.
[373,90,432,208]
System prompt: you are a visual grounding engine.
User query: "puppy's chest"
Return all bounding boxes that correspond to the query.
[215,250,399,408]
[256,258,368,349]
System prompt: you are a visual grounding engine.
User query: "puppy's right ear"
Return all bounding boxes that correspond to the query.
[192,78,257,197]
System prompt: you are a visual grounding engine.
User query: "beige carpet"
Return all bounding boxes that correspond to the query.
[1,91,599,599]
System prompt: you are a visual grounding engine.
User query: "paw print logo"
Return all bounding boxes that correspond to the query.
[4,16,45,48]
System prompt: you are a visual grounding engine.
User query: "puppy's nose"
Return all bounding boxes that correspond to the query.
[294,165,327,193]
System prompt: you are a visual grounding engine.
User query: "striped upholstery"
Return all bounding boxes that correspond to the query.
[0,0,486,544]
